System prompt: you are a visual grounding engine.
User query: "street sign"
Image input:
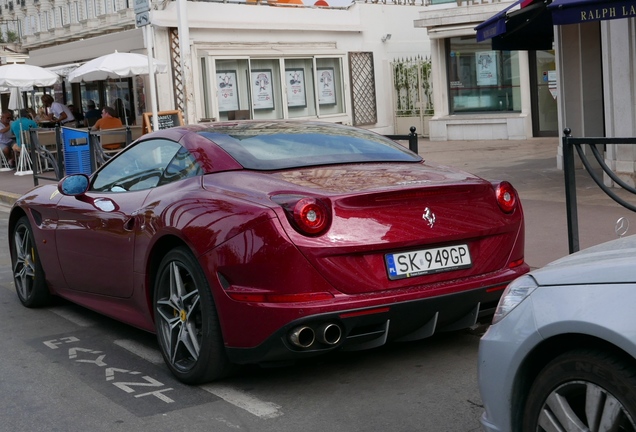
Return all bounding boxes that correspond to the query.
[135,11,150,27]
[134,0,149,14]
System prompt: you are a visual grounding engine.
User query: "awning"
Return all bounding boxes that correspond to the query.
[475,0,522,42]
[476,0,636,51]
[476,0,554,50]
[548,0,636,25]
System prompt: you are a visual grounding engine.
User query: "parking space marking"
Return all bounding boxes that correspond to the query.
[34,329,217,416]
[114,339,164,365]
[201,384,283,419]
[31,311,286,420]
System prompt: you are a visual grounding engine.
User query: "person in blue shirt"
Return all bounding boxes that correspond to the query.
[11,109,38,161]
[84,100,101,126]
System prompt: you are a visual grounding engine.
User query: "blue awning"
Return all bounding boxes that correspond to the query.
[475,0,554,50]
[475,0,522,42]
[548,0,636,25]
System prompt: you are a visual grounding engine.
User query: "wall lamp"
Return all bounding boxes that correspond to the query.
[381,34,392,43]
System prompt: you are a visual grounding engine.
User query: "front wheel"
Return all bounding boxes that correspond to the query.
[11,216,50,307]
[153,247,233,384]
[523,349,636,432]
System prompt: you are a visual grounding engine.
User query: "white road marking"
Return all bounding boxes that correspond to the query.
[201,384,283,419]
[36,295,282,420]
[49,307,97,327]
[114,339,164,365]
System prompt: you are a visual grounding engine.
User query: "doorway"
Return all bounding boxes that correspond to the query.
[529,50,558,137]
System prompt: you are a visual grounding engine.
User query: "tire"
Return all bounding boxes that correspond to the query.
[11,216,51,308]
[153,247,233,384]
[523,349,636,432]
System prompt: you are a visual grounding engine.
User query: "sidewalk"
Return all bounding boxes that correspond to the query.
[0,137,633,269]
[0,169,35,206]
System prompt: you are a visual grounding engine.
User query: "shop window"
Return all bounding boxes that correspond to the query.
[447,37,521,114]
[79,82,100,112]
[105,78,135,125]
[210,56,345,122]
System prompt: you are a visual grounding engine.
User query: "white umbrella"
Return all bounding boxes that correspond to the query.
[67,51,168,130]
[0,64,59,176]
[67,51,168,83]
[0,63,59,88]
[8,86,33,110]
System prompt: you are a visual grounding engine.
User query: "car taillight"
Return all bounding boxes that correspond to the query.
[495,181,517,213]
[272,195,331,236]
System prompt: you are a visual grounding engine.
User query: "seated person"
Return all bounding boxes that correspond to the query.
[92,106,124,150]
[0,110,15,168]
[84,100,101,126]
[32,107,48,125]
[10,109,38,161]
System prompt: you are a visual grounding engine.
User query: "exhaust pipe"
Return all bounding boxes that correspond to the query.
[317,323,342,346]
[289,326,315,348]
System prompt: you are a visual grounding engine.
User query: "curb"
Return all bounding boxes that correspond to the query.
[0,191,19,207]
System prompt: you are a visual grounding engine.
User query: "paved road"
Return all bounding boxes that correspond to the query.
[1,136,633,431]
[0,204,487,432]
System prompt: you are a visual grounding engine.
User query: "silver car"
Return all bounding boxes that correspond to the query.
[478,234,636,432]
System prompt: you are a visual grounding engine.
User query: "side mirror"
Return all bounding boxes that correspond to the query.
[58,174,90,196]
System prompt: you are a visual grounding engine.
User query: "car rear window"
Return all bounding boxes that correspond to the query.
[198,126,420,170]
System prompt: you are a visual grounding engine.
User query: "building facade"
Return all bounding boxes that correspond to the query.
[413,0,558,141]
[0,0,431,136]
[475,0,636,184]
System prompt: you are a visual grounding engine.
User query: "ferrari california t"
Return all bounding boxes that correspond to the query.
[9,121,528,384]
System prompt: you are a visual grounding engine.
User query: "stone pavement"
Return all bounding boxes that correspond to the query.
[0,137,633,269]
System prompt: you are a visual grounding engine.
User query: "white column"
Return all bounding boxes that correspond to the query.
[177,0,195,124]
[145,24,159,132]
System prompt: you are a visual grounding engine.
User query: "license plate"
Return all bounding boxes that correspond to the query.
[385,244,472,280]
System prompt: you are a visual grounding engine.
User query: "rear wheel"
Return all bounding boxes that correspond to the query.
[11,216,50,307]
[153,247,233,384]
[523,349,636,432]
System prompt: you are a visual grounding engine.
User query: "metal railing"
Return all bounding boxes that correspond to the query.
[562,127,636,253]
[29,125,134,186]
[29,126,63,185]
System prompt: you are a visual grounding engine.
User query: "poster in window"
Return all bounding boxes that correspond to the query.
[285,68,306,108]
[318,67,336,105]
[217,70,239,112]
[251,69,275,110]
[475,51,498,86]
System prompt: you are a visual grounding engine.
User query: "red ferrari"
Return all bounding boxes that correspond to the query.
[9,121,528,384]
